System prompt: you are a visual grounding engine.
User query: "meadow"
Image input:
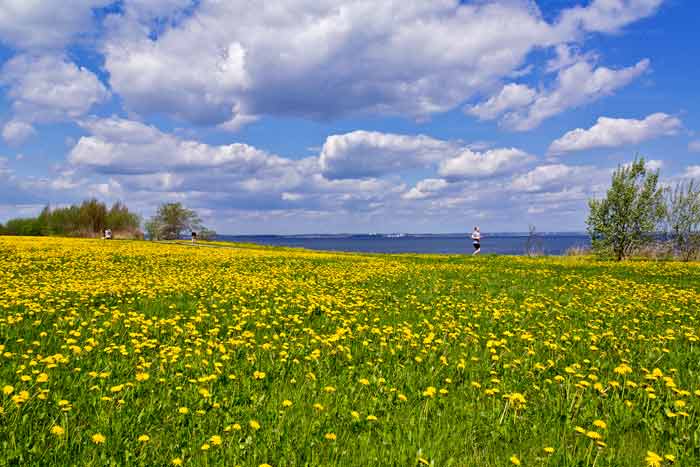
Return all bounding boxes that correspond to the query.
[1,236,699,466]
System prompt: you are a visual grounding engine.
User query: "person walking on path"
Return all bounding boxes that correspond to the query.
[471,226,481,255]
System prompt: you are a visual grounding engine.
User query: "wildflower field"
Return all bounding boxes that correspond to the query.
[1,237,700,467]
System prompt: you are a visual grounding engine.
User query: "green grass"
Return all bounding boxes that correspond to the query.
[1,236,700,466]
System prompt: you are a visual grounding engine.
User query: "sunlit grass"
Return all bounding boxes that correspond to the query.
[1,236,699,466]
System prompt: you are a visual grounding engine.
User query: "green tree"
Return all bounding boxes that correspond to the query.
[78,198,108,235]
[148,203,202,240]
[106,201,141,231]
[665,179,700,261]
[587,157,665,261]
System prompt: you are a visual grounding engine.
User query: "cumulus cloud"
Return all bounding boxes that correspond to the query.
[2,120,36,146]
[98,0,663,127]
[319,131,452,180]
[69,117,287,175]
[438,148,534,180]
[549,113,681,154]
[680,166,700,179]
[402,178,450,200]
[556,0,664,35]
[0,0,113,50]
[477,58,650,131]
[466,84,536,121]
[0,54,109,123]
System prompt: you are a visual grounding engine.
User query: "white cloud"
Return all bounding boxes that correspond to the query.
[0,54,109,123]
[0,0,112,50]
[69,117,287,175]
[466,84,536,121]
[689,140,700,153]
[511,164,581,192]
[681,166,700,179]
[556,0,664,35]
[100,0,662,127]
[549,113,681,154]
[438,148,534,180]
[2,120,36,146]
[402,178,449,200]
[545,44,599,73]
[503,58,650,131]
[319,131,452,180]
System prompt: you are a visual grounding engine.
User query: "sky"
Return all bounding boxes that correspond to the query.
[0,0,699,234]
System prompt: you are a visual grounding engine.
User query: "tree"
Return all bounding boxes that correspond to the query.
[148,203,202,240]
[587,157,665,261]
[665,179,700,261]
[78,198,108,235]
[106,201,141,232]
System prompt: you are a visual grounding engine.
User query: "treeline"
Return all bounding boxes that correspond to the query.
[0,199,142,238]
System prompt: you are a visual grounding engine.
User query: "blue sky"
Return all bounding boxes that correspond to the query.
[0,0,699,234]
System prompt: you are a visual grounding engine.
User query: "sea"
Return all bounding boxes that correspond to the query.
[215,233,591,256]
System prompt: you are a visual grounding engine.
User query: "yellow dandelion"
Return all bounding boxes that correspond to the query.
[51,425,65,437]
[324,432,337,441]
[510,455,521,465]
[137,434,150,442]
[645,451,663,467]
[249,420,261,430]
[91,433,106,444]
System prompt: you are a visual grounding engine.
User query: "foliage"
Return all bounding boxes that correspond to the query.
[148,202,203,240]
[587,157,665,260]
[664,179,700,261]
[2,217,43,236]
[1,236,700,466]
[0,200,141,237]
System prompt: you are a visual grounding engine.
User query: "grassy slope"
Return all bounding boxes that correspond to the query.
[1,237,699,466]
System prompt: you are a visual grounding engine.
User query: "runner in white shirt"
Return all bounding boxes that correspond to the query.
[471,226,481,255]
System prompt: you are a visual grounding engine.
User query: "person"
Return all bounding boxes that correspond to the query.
[471,226,481,255]
[191,231,197,243]
[104,228,112,240]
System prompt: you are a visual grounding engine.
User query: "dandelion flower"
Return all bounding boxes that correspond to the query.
[593,420,607,430]
[51,426,65,437]
[249,420,261,430]
[645,451,663,467]
[137,434,150,442]
[510,455,521,465]
[91,433,106,444]
[544,447,555,454]
[210,435,222,446]
[282,399,293,408]
[324,433,337,441]
[171,458,183,466]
